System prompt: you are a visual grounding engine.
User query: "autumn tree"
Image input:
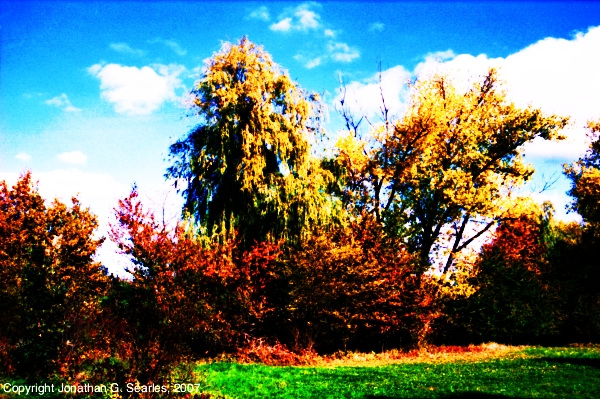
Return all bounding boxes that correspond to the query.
[106,189,282,391]
[336,69,568,272]
[560,119,600,341]
[0,172,107,379]
[437,203,600,345]
[452,214,555,344]
[282,219,435,351]
[167,37,337,247]
[565,119,600,234]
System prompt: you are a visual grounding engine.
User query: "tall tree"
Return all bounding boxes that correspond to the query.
[336,69,568,272]
[168,37,335,246]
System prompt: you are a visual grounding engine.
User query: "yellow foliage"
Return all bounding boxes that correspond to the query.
[335,68,568,272]
[169,37,339,245]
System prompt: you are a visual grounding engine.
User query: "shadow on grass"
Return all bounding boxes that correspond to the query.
[536,357,600,369]
[365,393,522,399]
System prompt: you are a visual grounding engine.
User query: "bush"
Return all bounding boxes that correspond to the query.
[279,218,433,352]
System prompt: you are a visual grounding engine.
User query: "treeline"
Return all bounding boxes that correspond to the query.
[1,37,599,394]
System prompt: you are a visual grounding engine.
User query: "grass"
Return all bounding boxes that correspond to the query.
[195,345,600,399]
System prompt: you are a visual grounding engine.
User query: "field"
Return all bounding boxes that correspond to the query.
[195,345,600,399]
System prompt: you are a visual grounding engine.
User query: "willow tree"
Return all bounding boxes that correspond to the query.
[336,69,568,272]
[168,37,334,246]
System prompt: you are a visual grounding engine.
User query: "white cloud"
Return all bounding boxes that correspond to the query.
[57,151,87,165]
[411,25,600,162]
[294,53,323,69]
[341,25,600,161]
[0,169,129,272]
[335,65,412,120]
[45,93,81,113]
[501,26,600,124]
[88,63,185,115]
[295,6,319,30]
[34,169,127,215]
[293,40,360,69]
[267,3,359,69]
[148,38,187,56]
[369,22,385,32]
[415,26,600,123]
[334,26,600,221]
[37,169,130,275]
[270,3,321,32]
[15,152,31,161]
[270,17,292,32]
[305,57,322,69]
[249,5,270,21]
[328,41,360,63]
[88,64,102,75]
[522,126,589,162]
[110,42,146,57]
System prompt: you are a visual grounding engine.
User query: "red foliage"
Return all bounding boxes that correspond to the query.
[105,189,283,388]
[479,216,546,275]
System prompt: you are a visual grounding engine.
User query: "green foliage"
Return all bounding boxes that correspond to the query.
[543,216,600,342]
[437,207,600,345]
[559,119,600,341]
[167,37,336,247]
[0,172,107,379]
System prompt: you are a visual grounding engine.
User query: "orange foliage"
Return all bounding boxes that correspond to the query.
[283,218,437,351]
[0,172,107,379]
[235,334,318,366]
[105,189,283,389]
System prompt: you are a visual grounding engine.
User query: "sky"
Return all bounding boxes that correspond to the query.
[1,1,600,274]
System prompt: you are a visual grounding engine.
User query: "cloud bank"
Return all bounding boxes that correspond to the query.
[335,25,600,221]
[337,25,600,161]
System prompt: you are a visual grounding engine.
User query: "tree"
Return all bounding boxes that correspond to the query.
[167,37,336,247]
[106,189,282,391]
[560,119,600,341]
[437,213,556,345]
[0,172,107,379]
[281,219,426,351]
[336,68,568,272]
[565,119,600,233]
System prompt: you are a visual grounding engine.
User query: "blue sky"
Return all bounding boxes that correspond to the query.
[2,1,600,273]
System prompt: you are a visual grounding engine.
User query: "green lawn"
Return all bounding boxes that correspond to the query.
[196,347,600,399]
